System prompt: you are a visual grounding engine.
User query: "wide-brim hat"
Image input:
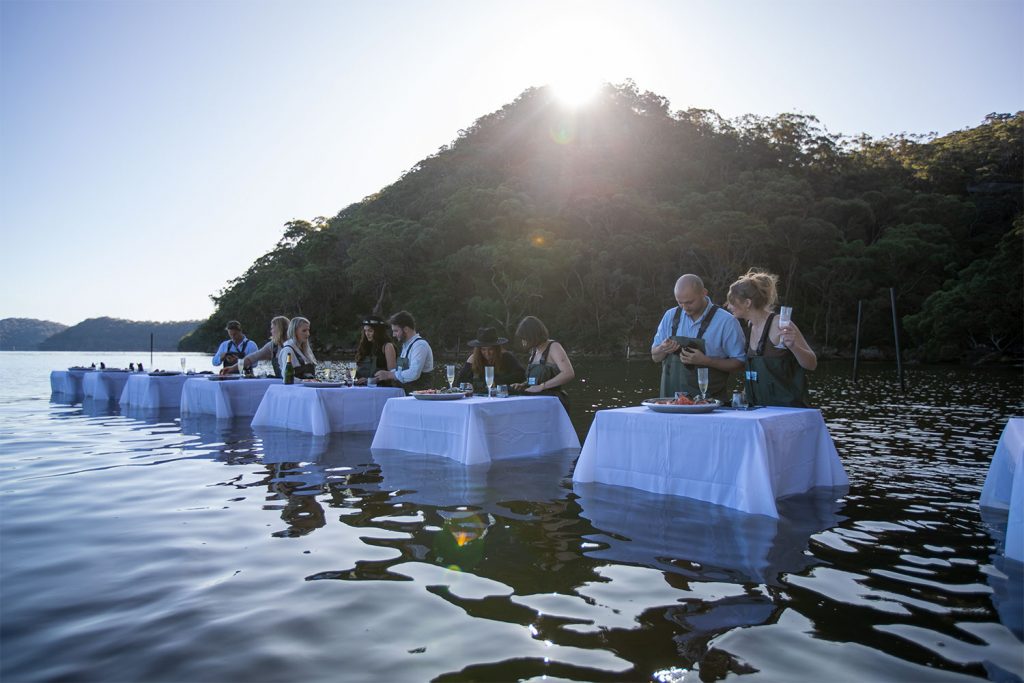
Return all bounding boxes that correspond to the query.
[467,327,508,347]
[361,315,387,326]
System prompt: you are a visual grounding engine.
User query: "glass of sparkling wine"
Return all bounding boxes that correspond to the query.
[180,357,186,373]
[697,367,709,401]
[446,364,456,390]
[484,366,495,395]
[776,306,793,349]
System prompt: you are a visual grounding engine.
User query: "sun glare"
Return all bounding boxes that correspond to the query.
[551,75,602,106]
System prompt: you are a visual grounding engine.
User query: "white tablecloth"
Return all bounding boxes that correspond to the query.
[50,369,90,396]
[118,373,193,409]
[180,377,279,419]
[573,406,848,518]
[81,370,133,402]
[251,384,405,435]
[370,395,580,465]
[981,417,1024,561]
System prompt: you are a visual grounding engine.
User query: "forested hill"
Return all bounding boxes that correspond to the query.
[0,318,68,350]
[40,317,201,351]
[180,83,1022,361]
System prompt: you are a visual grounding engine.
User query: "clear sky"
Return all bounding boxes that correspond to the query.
[2,0,1021,325]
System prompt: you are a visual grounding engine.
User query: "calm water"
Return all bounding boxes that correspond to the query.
[1,351,1022,682]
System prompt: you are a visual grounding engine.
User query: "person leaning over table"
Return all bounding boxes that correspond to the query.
[212,320,259,370]
[373,310,435,394]
[278,317,318,380]
[727,269,816,407]
[509,315,574,414]
[225,315,290,377]
[354,315,397,385]
[454,326,526,394]
[650,274,745,403]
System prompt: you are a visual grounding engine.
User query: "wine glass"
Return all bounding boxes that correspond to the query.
[180,357,186,373]
[776,306,793,349]
[697,367,709,402]
[446,364,456,390]
[484,366,495,395]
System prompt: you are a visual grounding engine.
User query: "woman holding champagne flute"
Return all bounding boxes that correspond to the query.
[727,269,816,407]
[454,327,525,394]
[511,316,574,413]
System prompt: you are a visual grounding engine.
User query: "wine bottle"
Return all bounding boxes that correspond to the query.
[284,353,294,385]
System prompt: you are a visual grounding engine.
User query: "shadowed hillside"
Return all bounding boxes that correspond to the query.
[0,318,68,350]
[40,317,201,351]
[180,83,1022,361]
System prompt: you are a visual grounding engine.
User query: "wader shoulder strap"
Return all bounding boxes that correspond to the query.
[696,305,718,339]
[754,313,776,357]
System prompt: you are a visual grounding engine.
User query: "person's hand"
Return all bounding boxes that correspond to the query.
[374,370,393,382]
[655,338,681,355]
[219,365,233,376]
[354,377,367,386]
[778,322,799,348]
[680,347,708,365]
[524,384,546,394]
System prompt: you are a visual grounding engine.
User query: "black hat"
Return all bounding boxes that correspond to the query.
[467,327,508,347]
[361,315,386,326]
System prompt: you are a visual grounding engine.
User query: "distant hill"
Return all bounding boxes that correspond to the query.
[0,318,69,350]
[37,317,201,351]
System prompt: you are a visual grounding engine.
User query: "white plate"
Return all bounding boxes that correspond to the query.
[148,371,182,376]
[642,398,721,414]
[412,391,468,401]
[207,375,242,381]
[302,381,346,388]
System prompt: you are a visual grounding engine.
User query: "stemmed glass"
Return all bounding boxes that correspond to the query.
[697,367,709,402]
[446,364,456,390]
[776,306,793,349]
[484,366,495,396]
[180,357,187,373]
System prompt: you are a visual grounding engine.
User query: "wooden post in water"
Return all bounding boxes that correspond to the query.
[852,300,862,384]
[150,333,154,368]
[889,288,905,392]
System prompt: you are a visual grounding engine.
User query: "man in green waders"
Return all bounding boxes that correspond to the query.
[650,274,746,402]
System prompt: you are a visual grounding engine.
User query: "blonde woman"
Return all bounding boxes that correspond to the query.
[278,317,318,379]
[726,269,816,407]
[232,316,290,377]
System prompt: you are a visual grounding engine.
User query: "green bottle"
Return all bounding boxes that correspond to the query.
[284,353,294,385]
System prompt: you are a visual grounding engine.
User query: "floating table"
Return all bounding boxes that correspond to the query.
[572,406,848,518]
[370,395,580,465]
[50,370,87,396]
[81,370,133,402]
[180,377,279,420]
[251,384,405,435]
[119,373,194,409]
[981,417,1023,562]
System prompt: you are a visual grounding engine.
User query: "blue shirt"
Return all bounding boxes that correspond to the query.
[212,337,259,366]
[652,297,746,362]
[393,334,434,385]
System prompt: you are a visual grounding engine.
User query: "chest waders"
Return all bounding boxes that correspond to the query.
[526,341,570,414]
[745,312,809,408]
[397,337,432,394]
[660,305,731,402]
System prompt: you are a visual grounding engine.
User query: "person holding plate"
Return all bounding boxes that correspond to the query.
[727,269,815,407]
[229,315,290,377]
[455,327,526,394]
[213,320,259,372]
[354,315,397,385]
[650,274,745,402]
[278,317,318,380]
[374,310,434,394]
[510,316,574,413]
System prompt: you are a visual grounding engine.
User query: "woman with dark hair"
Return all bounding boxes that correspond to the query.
[354,315,397,385]
[511,315,574,413]
[454,327,526,393]
[727,268,816,407]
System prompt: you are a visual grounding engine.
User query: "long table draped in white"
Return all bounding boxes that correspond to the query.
[49,370,85,396]
[250,384,405,435]
[81,370,133,402]
[572,406,848,518]
[370,395,580,465]
[119,373,193,409]
[981,417,1023,562]
[180,377,279,419]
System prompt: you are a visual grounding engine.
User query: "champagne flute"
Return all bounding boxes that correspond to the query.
[484,366,495,395]
[446,364,456,390]
[180,357,186,373]
[776,306,793,349]
[697,367,709,402]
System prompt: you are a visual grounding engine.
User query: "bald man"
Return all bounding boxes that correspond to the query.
[651,274,746,401]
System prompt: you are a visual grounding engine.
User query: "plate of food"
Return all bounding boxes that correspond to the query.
[642,396,721,414]
[148,371,182,376]
[302,381,346,388]
[412,389,468,400]
[100,368,129,373]
[68,366,92,371]
[207,375,242,381]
